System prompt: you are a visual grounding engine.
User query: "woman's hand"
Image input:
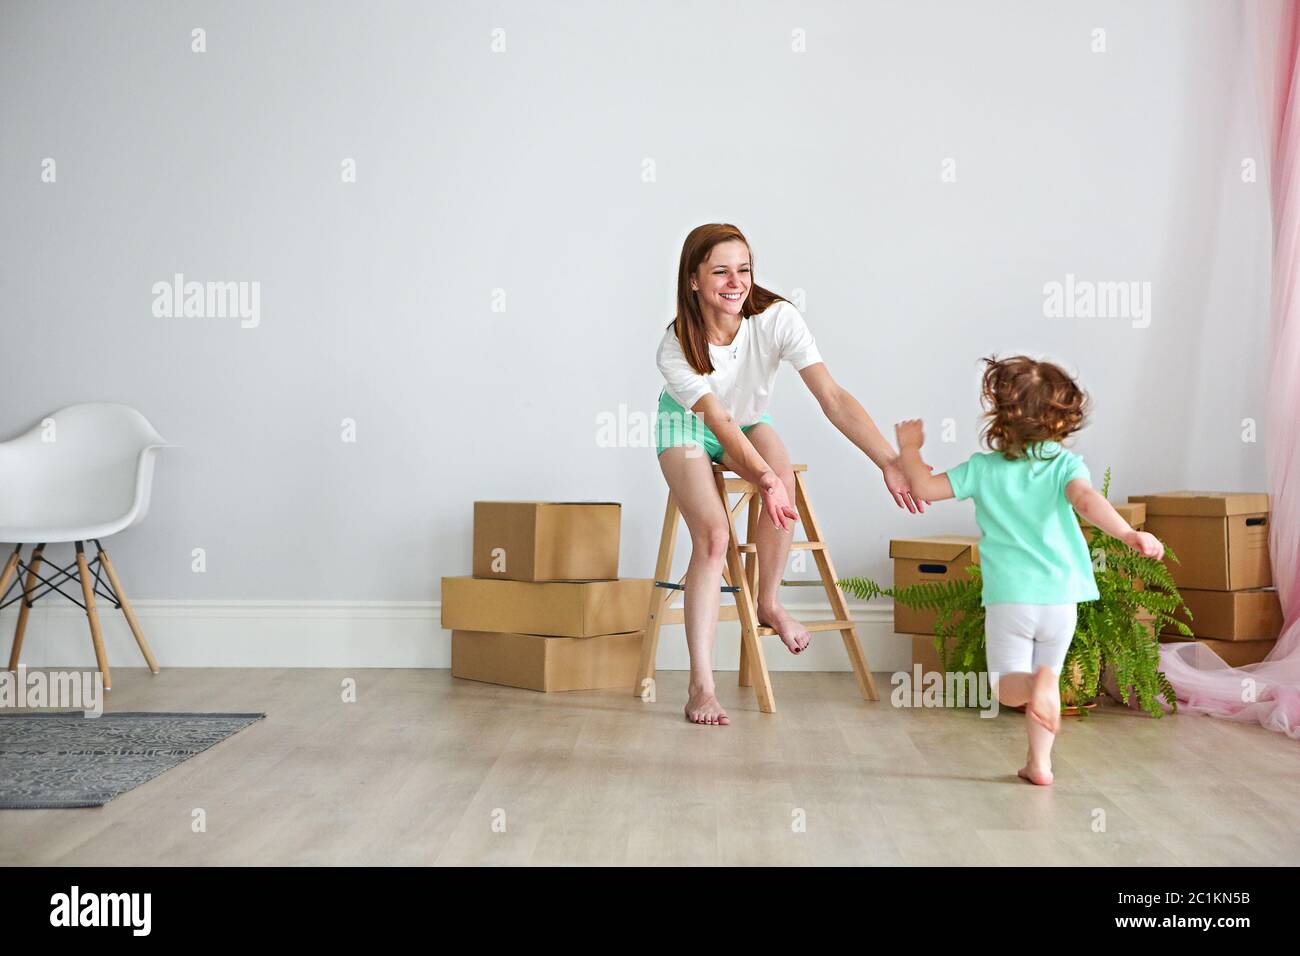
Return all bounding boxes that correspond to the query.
[882,456,928,514]
[758,471,800,532]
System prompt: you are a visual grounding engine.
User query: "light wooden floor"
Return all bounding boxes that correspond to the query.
[1,668,1296,866]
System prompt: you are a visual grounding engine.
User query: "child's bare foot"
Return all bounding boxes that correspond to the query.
[684,685,730,725]
[758,600,811,654]
[1017,764,1054,786]
[1027,666,1060,733]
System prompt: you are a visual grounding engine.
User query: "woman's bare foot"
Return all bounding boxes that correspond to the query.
[1017,764,1054,786]
[684,684,730,725]
[1026,666,1060,733]
[757,600,811,654]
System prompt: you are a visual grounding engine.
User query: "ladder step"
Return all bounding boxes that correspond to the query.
[735,541,825,554]
[714,463,808,474]
[755,618,854,637]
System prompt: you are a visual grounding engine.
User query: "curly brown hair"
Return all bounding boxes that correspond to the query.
[978,355,1089,460]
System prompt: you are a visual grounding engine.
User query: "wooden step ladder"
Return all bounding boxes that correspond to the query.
[635,463,878,713]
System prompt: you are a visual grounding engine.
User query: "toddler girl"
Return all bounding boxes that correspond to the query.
[893,355,1163,785]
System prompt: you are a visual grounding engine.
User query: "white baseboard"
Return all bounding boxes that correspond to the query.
[0,600,910,673]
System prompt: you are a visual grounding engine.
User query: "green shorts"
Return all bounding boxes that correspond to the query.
[654,390,772,464]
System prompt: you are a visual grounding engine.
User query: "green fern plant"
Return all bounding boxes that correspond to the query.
[839,467,1190,717]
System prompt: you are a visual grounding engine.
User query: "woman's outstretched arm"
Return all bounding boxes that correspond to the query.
[798,362,927,513]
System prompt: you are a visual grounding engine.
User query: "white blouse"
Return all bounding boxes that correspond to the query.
[655,300,823,427]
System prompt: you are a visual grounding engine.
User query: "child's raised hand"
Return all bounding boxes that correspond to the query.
[1126,530,1164,561]
[895,419,925,451]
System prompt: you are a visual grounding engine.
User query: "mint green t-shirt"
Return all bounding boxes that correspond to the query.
[945,441,1100,606]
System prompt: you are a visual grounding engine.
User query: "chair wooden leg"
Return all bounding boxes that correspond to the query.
[95,543,160,674]
[635,493,680,698]
[0,546,18,598]
[0,546,23,670]
[794,472,878,701]
[718,478,774,713]
[8,544,43,671]
[75,542,112,692]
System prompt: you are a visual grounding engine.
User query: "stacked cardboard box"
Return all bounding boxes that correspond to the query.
[442,502,652,691]
[888,536,980,672]
[1128,492,1281,665]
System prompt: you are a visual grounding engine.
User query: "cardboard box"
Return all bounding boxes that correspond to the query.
[889,536,980,635]
[451,629,642,692]
[908,635,988,676]
[911,634,953,673]
[1128,492,1271,591]
[472,501,620,582]
[1162,588,1283,642]
[1160,635,1276,668]
[441,576,652,638]
[1079,501,1146,540]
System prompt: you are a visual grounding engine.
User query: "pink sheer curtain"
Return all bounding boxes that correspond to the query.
[1157,1,1300,737]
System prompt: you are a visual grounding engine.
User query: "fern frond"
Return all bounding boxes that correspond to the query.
[837,576,887,602]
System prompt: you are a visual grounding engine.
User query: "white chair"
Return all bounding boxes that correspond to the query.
[0,403,173,690]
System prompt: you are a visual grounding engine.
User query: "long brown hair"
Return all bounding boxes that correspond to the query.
[666,223,787,376]
[978,354,1090,460]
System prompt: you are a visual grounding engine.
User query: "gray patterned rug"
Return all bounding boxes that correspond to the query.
[0,711,265,809]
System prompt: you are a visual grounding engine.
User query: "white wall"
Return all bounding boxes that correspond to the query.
[0,1,1273,666]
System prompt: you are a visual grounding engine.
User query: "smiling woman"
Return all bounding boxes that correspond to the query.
[652,222,928,726]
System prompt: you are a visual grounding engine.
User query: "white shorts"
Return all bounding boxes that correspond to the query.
[983,603,1077,688]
